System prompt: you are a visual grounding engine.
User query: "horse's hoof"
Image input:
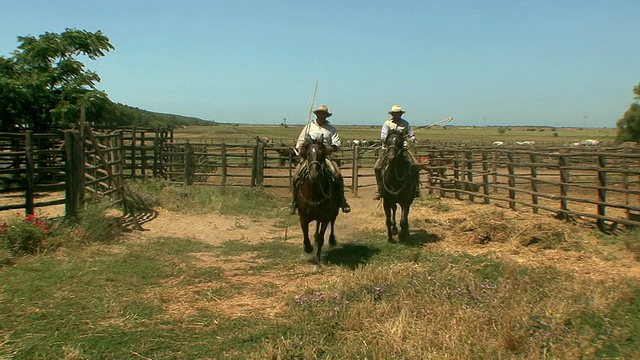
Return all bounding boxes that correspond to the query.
[329,237,337,247]
[391,228,398,236]
[312,264,322,273]
[304,244,314,253]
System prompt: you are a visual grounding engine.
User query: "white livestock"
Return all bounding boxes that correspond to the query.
[515,140,536,146]
[580,139,601,146]
[492,141,506,146]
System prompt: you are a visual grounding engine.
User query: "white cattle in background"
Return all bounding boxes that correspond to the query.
[352,139,361,146]
[580,139,602,146]
[361,139,369,147]
[515,140,536,146]
[492,141,506,146]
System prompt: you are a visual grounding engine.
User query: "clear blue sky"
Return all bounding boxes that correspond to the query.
[1,0,638,127]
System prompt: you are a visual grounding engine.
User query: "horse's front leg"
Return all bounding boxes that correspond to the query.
[315,221,330,265]
[328,217,337,247]
[383,201,398,242]
[300,218,313,253]
[399,204,411,241]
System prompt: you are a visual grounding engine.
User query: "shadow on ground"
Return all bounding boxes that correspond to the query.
[396,229,441,247]
[325,243,381,270]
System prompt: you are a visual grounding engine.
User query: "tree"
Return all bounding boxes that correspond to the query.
[615,82,640,143]
[0,28,114,132]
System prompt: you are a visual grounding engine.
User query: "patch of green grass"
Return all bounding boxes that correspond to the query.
[125,178,287,217]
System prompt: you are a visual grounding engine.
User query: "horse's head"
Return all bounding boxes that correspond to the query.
[384,129,406,161]
[301,134,326,180]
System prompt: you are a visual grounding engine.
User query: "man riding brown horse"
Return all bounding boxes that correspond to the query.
[373,105,421,200]
[290,104,351,215]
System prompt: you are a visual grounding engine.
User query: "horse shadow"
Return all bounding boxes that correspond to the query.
[325,242,381,270]
[395,229,442,247]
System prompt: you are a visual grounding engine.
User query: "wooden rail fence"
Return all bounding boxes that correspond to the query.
[0,129,125,217]
[2,130,638,232]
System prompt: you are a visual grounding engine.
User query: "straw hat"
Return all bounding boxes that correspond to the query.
[388,105,405,114]
[313,104,332,117]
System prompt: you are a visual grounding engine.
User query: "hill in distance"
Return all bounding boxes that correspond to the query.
[109,103,218,128]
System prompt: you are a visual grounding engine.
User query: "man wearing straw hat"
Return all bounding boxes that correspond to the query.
[372,105,421,200]
[290,104,351,215]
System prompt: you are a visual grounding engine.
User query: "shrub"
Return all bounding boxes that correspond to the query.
[0,214,49,260]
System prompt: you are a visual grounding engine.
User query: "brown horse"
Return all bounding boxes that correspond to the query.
[381,130,418,242]
[294,134,341,265]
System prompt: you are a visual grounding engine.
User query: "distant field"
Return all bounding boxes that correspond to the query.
[175,124,619,146]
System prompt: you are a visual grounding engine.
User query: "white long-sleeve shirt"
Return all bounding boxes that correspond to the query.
[295,120,341,151]
[380,118,416,143]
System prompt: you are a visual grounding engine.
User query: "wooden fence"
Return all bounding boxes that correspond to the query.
[0,129,125,217]
[158,140,640,230]
[2,130,638,231]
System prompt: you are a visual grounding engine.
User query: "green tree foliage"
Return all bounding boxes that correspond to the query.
[104,103,217,128]
[616,82,640,143]
[0,28,114,132]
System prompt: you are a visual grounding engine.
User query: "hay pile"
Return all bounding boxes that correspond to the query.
[411,199,579,250]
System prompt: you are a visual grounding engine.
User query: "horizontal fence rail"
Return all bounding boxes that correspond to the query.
[1,129,125,217]
[2,129,638,232]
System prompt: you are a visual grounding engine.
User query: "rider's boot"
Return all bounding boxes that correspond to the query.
[373,170,383,200]
[337,178,351,213]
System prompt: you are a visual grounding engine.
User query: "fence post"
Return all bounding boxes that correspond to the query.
[250,145,258,187]
[116,131,124,186]
[530,152,539,214]
[153,128,160,177]
[558,155,570,219]
[24,131,35,215]
[140,130,147,177]
[465,151,474,202]
[256,143,265,188]
[492,150,498,192]
[64,131,77,218]
[506,151,516,210]
[221,143,227,187]
[481,151,490,204]
[597,154,607,231]
[184,140,193,186]
[352,145,359,195]
[453,151,462,200]
[130,126,136,178]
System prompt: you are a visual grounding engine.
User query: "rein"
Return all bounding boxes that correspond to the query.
[381,138,412,196]
[296,159,334,207]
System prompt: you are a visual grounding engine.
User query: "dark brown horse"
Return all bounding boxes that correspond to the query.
[294,134,341,265]
[381,130,418,242]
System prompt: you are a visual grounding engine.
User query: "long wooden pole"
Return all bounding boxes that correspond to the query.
[305,79,319,136]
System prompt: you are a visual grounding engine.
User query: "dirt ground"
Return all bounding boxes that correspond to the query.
[3,186,638,281]
[118,186,640,279]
